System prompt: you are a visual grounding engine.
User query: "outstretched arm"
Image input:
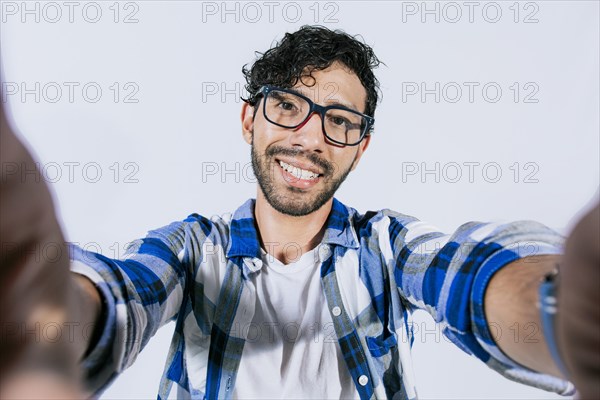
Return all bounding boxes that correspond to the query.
[387,206,576,395]
[485,203,599,396]
[0,101,103,397]
[1,96,193,397]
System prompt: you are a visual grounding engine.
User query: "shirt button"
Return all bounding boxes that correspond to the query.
[358,375,369,386]
[318,244,331,260]
[331,306,342,316]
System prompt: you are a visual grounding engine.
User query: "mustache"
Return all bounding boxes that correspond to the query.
[265,145,333,175]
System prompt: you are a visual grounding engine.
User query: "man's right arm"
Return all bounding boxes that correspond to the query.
[1,98,189,397]
[0,97,93,397]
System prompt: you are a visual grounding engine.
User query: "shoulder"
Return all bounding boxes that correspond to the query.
[344,204,422,236]
[138,210,235,253]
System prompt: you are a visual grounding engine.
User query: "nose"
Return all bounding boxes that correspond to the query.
[289,111,325,153]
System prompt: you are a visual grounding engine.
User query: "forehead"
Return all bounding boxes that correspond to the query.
[291,61,367,113]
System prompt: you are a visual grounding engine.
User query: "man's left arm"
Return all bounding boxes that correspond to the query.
[484,254,563,378]
[389,206,594,395]
[485,202,600,396]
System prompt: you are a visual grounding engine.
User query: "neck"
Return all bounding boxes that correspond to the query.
[254,189,332,265]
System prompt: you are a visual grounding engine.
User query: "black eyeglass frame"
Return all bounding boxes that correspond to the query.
[256,85,374,147]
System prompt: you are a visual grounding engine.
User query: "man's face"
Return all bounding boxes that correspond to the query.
[241,61,371,216]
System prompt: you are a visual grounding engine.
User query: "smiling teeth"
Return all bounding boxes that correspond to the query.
[279,161,319,180]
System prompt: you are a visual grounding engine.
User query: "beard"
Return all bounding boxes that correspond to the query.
[250,135,354,217]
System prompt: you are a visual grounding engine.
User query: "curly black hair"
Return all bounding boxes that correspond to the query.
[242,25,382,119]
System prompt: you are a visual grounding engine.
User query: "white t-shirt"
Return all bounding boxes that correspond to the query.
[233,246,359,399]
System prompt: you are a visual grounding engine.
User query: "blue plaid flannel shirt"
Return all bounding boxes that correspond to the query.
[70,198,574,399]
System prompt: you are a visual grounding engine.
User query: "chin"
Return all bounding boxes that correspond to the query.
[262,188,332,217]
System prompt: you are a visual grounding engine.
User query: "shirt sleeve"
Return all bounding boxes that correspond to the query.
[69,219,191,395]
[387,213,575,395]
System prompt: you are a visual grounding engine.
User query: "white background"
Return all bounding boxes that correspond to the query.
[1,1,599,399]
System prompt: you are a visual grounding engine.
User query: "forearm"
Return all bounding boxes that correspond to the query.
[484,254,564,378]
[69,273,103,362]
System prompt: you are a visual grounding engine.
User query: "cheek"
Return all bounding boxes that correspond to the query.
[330,150,359,174]
[253,120,289,147]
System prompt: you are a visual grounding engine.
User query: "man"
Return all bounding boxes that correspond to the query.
[1,25,598,399]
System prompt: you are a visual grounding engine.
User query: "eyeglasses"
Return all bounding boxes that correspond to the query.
[256,85,374,146]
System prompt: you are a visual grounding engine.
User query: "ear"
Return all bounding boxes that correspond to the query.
[350,134,371,171]
[241,101,255,145]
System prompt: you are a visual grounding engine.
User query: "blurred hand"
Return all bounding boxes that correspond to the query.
[0,103,84,397]
[558,203,600,399]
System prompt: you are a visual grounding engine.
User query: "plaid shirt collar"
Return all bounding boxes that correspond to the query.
[226,197,360,260]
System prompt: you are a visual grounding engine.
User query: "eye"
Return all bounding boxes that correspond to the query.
[329,115,350,127]
[278,101,295,111]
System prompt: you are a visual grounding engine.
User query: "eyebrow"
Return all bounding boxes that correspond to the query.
[324,98,360,113]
